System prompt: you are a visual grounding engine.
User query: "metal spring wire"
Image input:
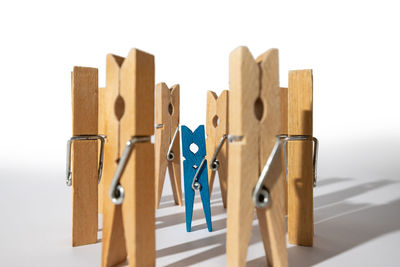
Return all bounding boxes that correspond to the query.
[210,134,228,171]
[109,136,151,205]
[65,135,106,187]
[252,134,319,208]
[166,126,179,161]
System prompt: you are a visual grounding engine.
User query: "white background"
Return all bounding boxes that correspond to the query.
[0,0,399,266]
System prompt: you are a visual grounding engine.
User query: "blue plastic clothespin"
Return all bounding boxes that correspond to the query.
[181,125,212,232]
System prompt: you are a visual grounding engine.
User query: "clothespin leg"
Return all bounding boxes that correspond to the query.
[281,148,288,216]
[198,159,212,232]
[101,204,126,267]
[72,140,98,246]
[217,145,228,209]
[256,148,287,267]
[167,130,183,206]
[122,142,155,266]
[206,139,216,198]
[183,160,196,232]
[226,140,258,267]
[288,139,314,245]
[207,159,216,196]
[155,128,168,208]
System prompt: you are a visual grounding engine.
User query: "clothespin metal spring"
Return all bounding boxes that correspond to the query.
[282,135,319,188]
[109,136,151,205]
[66,135,106,187]
[210,134,228,171]
[192,158,206,191]
[166,126,179,162]
[253,134,319,208]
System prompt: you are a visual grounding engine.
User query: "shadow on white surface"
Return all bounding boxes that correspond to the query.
[156,177,400,267]
[157,223,263,267]
[1,168,399,266]
[289,192,400,266]
[156,191,224,230]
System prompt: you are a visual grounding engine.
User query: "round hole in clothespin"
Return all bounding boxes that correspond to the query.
[167,151,175,161]
[212,115,219,128]
[114,95,125,121]
[211,160,220,171]
[253,186,270,208]
[254,97,264,121]
[189,143,199,154]
[168,102,174,115]
[193,181,202,191]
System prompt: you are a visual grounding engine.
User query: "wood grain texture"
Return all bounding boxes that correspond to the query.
[168,85,182,207]
[205,90,229,208]
[71,66,99,247]
[227,47,287,267]
[155,83,182,208]
[256,49,287,267]
[155,83,169,208]
[98,87,105,213]
[227,47,260,267]
[72,67,98,135]
[119,48,155,267]
[288,70,314,247]
[102,54,127,267]
[281,87,288,215]
[102,49,155,267]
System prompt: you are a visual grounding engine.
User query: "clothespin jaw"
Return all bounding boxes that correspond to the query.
[155,83,183,208]
[227,47,287,267]
[205,90,229,209]
[102,49,155,267]
[181,125,212,232]
[69,66,99,247]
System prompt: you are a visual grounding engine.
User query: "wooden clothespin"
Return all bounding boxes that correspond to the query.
[66,66,105,246]
[280,87,289,215]
[205,90,229,208]
[98,85,106,213]
[227,47,287,267]
[155,83,183,208]
[101,49,155,267]
[285,69,318,246]
[181,125,212,232]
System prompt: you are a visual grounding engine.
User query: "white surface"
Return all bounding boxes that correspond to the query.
[1,0,400,266]
[1,138,400,266]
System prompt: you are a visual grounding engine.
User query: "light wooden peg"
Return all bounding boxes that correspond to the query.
[287,69,314,247]
[71,66,99,247]
[98,87,105,213]
[227,47,287,267]
[101,53,126,266]
[102,49,155,267]
[205,90,229,208]
[155,83,183,208]
[281,87,288,216]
